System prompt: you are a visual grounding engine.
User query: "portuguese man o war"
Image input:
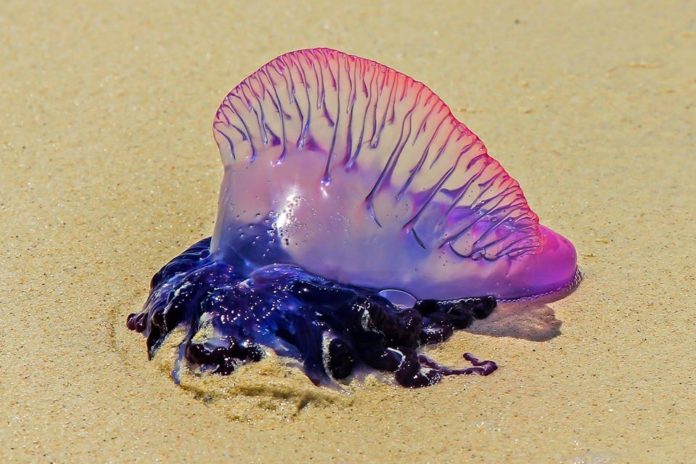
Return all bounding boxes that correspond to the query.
[127,48,580,388]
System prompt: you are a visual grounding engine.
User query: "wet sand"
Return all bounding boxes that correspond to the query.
[2,1,695,462]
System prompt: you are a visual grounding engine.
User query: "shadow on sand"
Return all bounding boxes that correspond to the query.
[466,302,562,342]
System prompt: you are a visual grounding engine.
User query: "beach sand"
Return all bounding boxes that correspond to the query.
[2,1,695,462]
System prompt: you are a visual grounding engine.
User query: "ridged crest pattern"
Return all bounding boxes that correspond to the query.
[212,48,540,261]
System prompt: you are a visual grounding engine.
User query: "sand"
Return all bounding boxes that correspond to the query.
[2,1,695,462]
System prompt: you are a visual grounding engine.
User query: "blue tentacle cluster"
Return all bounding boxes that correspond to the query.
[127,238,497,388]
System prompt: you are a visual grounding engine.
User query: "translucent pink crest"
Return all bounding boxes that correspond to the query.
[210,48,579,300]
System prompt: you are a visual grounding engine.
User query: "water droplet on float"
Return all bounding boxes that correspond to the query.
[378,289,417,309]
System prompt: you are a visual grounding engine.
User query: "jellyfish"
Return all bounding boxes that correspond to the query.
[127,48,580,388]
